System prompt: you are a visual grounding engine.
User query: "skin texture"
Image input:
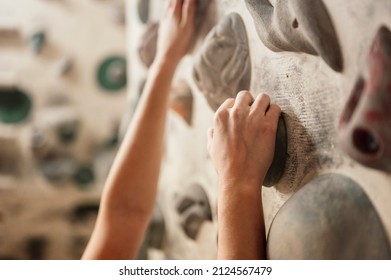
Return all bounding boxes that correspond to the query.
[82,0,196,260]
[208,91,281,260]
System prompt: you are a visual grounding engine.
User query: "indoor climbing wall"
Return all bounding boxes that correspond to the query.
[2,0,391,261]
[0,0,128,259]
[129,0,391,259]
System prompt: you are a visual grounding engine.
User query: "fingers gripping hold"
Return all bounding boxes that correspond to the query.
[233,91,254,110]
[251,93,271,115]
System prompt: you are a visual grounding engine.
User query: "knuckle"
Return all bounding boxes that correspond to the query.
[260,93,271,104]
[214,109,229,123]
[226,98,235,104]
[237,90,253,100]
[271,104,281,114]
[231,108,243,121]
[237,90,250,96]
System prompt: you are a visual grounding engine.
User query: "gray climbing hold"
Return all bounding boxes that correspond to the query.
[245,0,343,72]
[29,31,46,54]
[267,173,391,259]
[137,0,150,24]
[175,183,212,240]
[193,13,251,111]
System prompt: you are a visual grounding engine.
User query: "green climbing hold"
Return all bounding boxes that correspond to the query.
[97,56,127,92]
[0,88,32,124]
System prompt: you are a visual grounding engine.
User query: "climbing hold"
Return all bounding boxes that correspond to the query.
[137,0,150,24]
[39,157,76,183]
[175,183,212,240]
[0,88,32,124]
[245,0,343,72]
[264,115,288,187]
[73,165,95,188]
[28,30,46,54]
[97,56,127,92]
[193,13,251,111]
[338,26,391,173]
[267,174,391,259]
[56,120,79,145]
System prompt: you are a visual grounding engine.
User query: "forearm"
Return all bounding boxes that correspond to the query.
[103,57,178,216]
[217,180,266,260]
[82,57,178,260]
[82,0,196,260]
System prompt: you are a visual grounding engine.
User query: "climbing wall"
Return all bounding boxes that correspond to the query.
[0,0,128,259]
[129,0,391,259]
[1,0,391,260]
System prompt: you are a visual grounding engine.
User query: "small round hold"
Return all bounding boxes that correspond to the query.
[57,121,79,145]
[263,114,288,187]
[353,128,381,155]
[29,31,46,54]
[73,165,95,188]
[97,56,127,92]
[0,88,32,124]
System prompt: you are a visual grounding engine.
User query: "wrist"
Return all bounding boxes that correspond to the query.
[154,51,181,69]
[218,178,262,204]
[218,172,266,192]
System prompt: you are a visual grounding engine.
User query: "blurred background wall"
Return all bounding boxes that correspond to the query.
[0,0,128,259]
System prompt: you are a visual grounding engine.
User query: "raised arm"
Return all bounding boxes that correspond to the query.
[208,91,281,260]
[82,0,196,260]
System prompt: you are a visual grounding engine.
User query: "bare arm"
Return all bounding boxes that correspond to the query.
[82,0,196,260]
[208,91,281,260]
